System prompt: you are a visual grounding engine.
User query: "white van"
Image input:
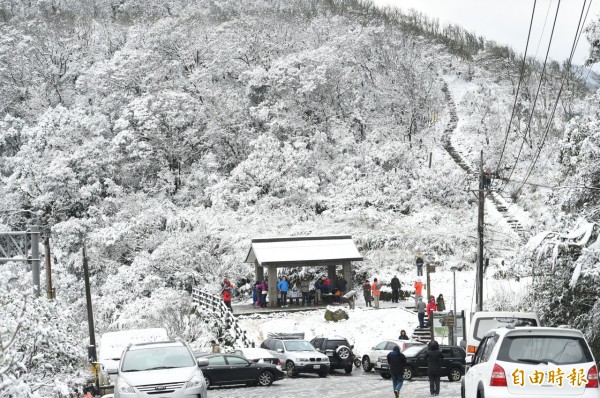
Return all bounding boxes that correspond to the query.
[98,328,169,389]
[463,311,540,358]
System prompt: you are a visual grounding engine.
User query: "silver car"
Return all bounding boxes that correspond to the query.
[114,340,208,398]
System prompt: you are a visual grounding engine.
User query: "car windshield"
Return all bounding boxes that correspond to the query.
[403,346,426,357]
[497,335,593,365]
[284,341,315,351]
[121,346,196,372]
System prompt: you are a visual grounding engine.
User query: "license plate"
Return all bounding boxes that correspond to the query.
[314,365,320,369]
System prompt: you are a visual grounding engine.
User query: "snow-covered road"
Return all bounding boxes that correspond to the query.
[207,369,461,398]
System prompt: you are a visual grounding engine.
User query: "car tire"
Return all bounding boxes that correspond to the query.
[380,372,392,379]
[448,367,462,382]
[335,345,351,361]
[354,357,362,368]
[204,375,211,390]
[403,366,414,381]
[257,370,274,386]
[286,361,297,378]
[318,372,328,378]
[344,365,353,374]
[362,356,372,372]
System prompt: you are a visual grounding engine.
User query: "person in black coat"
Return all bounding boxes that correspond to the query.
[391,275,401,303]
[424,340,444,396]
[386,346,406,398]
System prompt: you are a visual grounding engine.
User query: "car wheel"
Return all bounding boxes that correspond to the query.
[204,375,211,389]
[335,345,351,361]
[286,361,296,377]
[362,356,372,372]
[448,367,462,382]
[318,372,328,378]
[353,357,362,368]
[258,370,274,386]
[403,366,414,381]
[344,365,353,374]
[380,372,392,379]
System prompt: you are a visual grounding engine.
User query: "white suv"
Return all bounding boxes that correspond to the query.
[462,326,599,398]
[260,337,330,377]
[361,339,424,372]
[114,340,208,398]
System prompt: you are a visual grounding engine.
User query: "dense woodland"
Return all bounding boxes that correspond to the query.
[0,0,599,396]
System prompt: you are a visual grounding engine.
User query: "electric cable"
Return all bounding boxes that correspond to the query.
[495,0,538,174]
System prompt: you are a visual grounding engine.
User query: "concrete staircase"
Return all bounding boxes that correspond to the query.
[440,82,529,243]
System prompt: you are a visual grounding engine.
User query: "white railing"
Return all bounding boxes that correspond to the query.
[191,288,253,348]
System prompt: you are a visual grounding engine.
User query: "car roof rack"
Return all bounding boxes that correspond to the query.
[267,332,305,340]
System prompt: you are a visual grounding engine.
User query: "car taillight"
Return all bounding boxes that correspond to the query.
[467,345,477,354]
[490,363,507,387]
[586,365,598,388]
[276,359,281,366]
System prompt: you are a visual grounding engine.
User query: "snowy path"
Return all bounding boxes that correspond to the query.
[207,369,461,398]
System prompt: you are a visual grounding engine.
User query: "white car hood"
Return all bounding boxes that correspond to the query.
[121,366,197,386]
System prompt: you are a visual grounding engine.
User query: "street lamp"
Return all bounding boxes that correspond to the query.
[450,266,458,346]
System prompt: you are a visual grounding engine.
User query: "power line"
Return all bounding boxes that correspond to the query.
[495,0,538,174]
[499,0,562,196]
[514,0,593,196]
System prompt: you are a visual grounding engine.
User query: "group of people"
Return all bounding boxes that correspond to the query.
[386,339,445,397]
[416,293,446,328]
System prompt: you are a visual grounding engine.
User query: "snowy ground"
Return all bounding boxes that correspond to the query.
[207,370,461,398]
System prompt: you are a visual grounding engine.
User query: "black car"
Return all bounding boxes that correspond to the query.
[376,344,466,382]
[195,352,285,389]
[309,337,357,374]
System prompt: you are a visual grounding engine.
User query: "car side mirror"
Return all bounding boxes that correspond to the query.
[459,339,466,349]
[277,349,283,353]
[197,358,209,367]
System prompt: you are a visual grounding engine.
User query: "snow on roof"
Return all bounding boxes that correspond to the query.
[99,328,169,360]
[244,235,363,265]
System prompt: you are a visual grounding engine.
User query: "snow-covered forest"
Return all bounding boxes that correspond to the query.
[1,0,599,396]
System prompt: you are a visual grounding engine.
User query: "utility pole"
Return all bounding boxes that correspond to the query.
[44,234,54,299]
[83,244,97,363]
[475,150,485,311]
[29,226,40,297]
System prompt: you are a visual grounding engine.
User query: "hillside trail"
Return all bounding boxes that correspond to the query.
[440,78,531,245]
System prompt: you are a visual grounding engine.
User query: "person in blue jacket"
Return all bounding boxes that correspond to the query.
[277,275,289,307]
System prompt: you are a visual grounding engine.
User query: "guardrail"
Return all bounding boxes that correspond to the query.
[191,288,253,348]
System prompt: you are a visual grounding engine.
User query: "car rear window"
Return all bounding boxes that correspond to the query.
[325,340,348,350]
[474,317,538,341]
[497,336,593,365]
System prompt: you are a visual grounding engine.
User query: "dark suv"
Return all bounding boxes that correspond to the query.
[309,337,357,374]
[377,344,466,382]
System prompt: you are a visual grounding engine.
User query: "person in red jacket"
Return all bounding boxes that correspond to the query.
[425,296,437,326]
[222,287,232,310]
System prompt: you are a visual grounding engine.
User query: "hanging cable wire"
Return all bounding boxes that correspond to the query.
[495,0,538,174]
[514,0,592,196]
[534,0,554,59]
[498,0,562,196]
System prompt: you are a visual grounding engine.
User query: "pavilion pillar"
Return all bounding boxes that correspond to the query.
[342,261,352,291]
[268,266,278,308]
[327,265,336,288]
[255,261,264,282]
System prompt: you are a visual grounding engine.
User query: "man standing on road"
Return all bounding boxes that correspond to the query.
[362,280,372,307]
[387,346,407,398]
[414,279,423,306]
[416,297,426,328]
[371,278,382,308]
[391,275,401,303]
[425,340,444,396]
[277,275,289,307]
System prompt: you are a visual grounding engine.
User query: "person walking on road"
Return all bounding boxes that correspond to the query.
[424,340,444,396]
[386,345,407,398]
[391,275,401,303]
[371,278,382,308]
[416,297,426,328]
[362,280,372,307]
